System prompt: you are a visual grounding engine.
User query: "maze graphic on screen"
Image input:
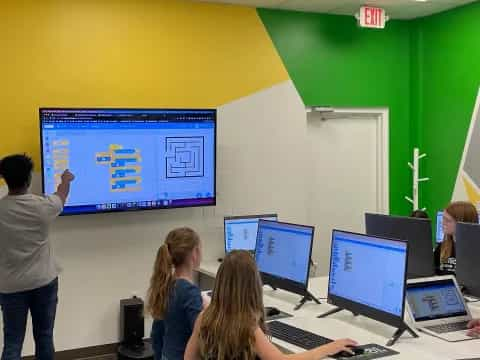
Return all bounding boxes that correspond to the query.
[165,136,204,178]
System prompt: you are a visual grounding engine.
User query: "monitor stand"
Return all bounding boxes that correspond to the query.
[317,307,418,347]
[387,325,418,347]
[294,290,321,311]
[317,306,358,318]
[460,285,480,303]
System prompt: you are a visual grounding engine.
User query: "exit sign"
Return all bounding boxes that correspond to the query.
[358,6,388,29]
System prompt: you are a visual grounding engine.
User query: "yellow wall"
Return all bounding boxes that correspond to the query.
[0,0,288,167]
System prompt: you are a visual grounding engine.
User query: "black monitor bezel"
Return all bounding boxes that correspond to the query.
[254,219,314,297]
[456,222,480,298]
[223,214,278,254]
[327,229,409,330]
[39,107,217,216]
[365,212,435,279]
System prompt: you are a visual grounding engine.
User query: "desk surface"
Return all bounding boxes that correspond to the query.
[199,261,480,359]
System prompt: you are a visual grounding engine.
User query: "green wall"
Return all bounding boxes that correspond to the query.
[413,1,480,216]
[258,9,413,216]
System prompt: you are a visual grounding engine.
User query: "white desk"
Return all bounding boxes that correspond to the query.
[198,262,480,359]
[197,261,219,279]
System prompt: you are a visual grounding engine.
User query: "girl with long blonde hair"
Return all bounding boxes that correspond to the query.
[185,250,357,360]
[146,227,205,360]
[434,201,478,275]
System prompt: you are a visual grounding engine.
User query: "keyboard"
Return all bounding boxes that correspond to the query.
[267,321,332,350]
[425,321,470,334]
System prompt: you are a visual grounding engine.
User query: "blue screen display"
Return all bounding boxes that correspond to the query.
[329,231,407,317]
[40,108,216,215]
[255,220,313,286]
[436,211,444,243]
[224,215,278,253]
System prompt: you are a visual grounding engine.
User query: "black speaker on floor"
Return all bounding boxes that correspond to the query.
[117,297,154,360]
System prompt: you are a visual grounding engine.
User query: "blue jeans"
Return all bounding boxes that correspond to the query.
[0,278,58,360]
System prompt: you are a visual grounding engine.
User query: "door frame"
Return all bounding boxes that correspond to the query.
[308,107,389,214]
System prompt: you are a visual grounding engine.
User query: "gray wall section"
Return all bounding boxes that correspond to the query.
[464,108,480,185]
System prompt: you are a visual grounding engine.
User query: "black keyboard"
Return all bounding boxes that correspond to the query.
[267,320,332,350]
[425,321,470,334]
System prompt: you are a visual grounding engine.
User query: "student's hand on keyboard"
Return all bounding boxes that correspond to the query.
[324,339,358,356]
[467,319,480,337]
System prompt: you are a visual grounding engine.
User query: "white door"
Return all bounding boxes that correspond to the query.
[306,108,389,275]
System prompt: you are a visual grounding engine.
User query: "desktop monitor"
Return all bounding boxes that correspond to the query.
[327,230,409,330]
[365,213,435,279]
[436,211,444,243]
[436,209,480,243]
[40,108,216,215]
[224,214,278,254]
[255,220,314,297]
[456,222,480,298]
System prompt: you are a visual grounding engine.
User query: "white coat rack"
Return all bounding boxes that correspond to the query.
[405,148,429,211]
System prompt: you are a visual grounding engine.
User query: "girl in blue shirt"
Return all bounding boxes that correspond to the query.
[146,228,205,360]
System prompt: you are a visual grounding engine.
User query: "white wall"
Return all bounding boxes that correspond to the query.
[0,80,309,355]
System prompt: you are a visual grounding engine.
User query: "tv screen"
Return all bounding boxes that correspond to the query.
[40,108,216,215]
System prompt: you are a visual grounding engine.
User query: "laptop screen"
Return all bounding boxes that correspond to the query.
[406,278,468,322]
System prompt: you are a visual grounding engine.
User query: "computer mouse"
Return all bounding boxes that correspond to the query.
[265,306,281,317]
[332,346,365,358]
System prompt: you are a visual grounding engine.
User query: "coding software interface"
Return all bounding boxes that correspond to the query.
[255,221,313,285]
[329,231,407,317]
[407,281,467,322]
[224,215,278,253]
[40,109,216,214]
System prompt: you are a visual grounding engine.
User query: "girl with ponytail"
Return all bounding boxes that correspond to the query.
[146,227,205,360]
[185,250,357,360]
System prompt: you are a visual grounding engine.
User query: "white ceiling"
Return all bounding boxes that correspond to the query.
[195,0,477,19]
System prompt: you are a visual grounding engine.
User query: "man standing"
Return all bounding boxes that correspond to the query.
[0,154,74,360]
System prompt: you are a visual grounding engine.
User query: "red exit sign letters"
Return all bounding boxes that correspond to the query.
[358,6,387,29]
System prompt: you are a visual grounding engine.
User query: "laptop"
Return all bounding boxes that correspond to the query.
[223,214,278,254]
[406,276,474,342]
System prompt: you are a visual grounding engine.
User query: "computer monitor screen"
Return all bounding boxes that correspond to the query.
[224,214,278,253]
[328,230,408,327]
[437,210,480,243]
[436,211,444,243]
[255,220,314,294]
[40,108,216,215]
[406,278,467,322]
[365,213,435,279]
